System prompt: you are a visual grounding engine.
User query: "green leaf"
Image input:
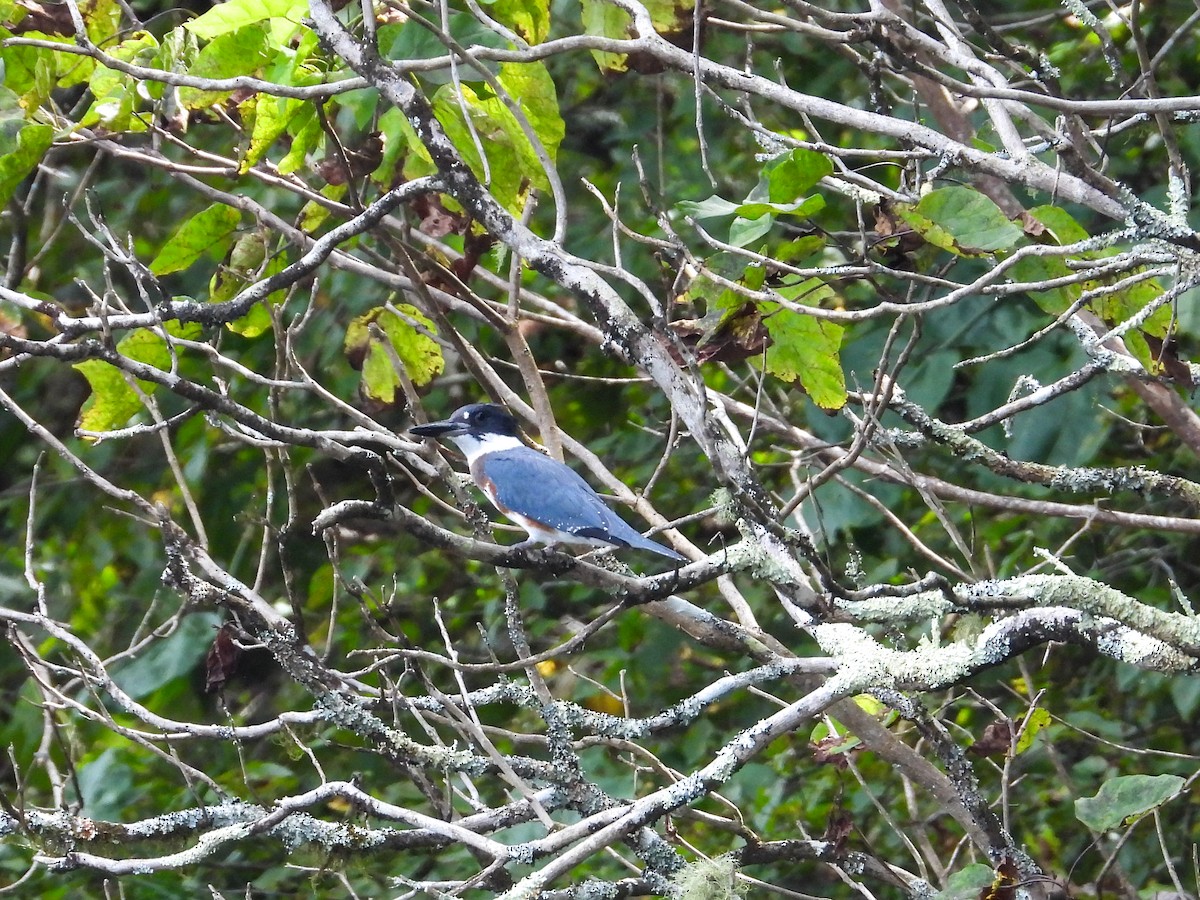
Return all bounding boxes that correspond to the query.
[581,0,630,72]
[178,24,272,110]
[344,305,444,403]
[728,213,774,248]
[1094,274,1169,340]
[74,323,203,433]
[208,232,286,337]
[497,61,563,170]
[0,120,53,207]
[82,0,124,46]
[903,186,1023,254]
[185,0,308,41]
[853,693,888,716]
[777,235,825,264]
[77,748,134,821]
[1027,204,1089,245]
[379,14,506,85]
[760,279,846,410]
[932,864,996,900]
[1074,774,1184,831]
[766,148,833,203]
[298,183,347,233]
[243,95,309,173]
[679,190,824,248]
[1009,254,1079,315]
[73,358,144,434]
[1014,708,1051,754]
[431,62,562,212]
[150,202,242,275]
[82,32,159,132]
[155,24,199,78]
[734,196,825,220]
[490,0,551,43]
[112,612,222,699]
[677,195,742,219]
[278,103,321,175]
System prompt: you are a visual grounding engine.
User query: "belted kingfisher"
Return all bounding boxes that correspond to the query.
[410,403,686,562]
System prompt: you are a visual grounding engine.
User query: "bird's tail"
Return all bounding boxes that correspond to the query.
[628,533,687,562]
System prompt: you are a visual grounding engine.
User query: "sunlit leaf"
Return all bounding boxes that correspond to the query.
[766,148,833,202]
[74,323,203,434]
[345,305,444,403]
[178,25,272,110]
[1014,708,1051,754]
[82,0,124,45]
[581,0,630,72]
[277,103,321,174]
[491,0,551,43]
[185,0,308,41]
[150,202,242,275]
[73,358,144,434]
[430,62,561,212]
[81,32,159,131]
[497,61,563,169]
[243,95,310,173]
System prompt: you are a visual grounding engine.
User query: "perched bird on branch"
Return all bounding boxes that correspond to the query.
[411,403,685,562]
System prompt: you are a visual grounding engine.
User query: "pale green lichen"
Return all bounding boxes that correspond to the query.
[670,854,746,900]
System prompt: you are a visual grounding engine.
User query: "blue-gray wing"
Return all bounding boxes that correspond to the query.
[476,447,684,560]
[478,447,619,535]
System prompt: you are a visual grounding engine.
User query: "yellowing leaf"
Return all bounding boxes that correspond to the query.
[497,61,563,170]
[243,95,309,173]
[582,692,624,715]
[74,358,144,434]
[344,305,444,403]
[73,324,202,434]
[277,104,321,175]
[430,62,562,212]
[1014,708,1051,755]
[644,0,696,32]
[581,0,630,72]
[490,0,551,44]
[901,186,1023,255]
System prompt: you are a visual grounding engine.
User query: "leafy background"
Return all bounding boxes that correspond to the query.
[2,0,1200,897]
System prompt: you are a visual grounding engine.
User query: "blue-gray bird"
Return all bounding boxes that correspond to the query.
[410,404,685,562]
